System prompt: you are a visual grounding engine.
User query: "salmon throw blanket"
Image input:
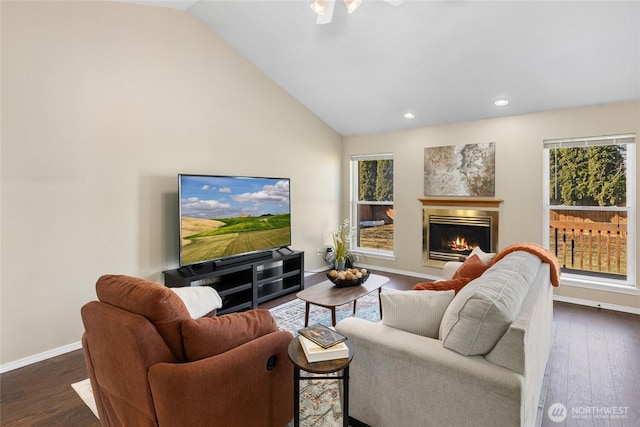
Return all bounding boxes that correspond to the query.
[491,243,561,287]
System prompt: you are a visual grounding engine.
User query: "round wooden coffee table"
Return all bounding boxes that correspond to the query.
[287,336,353,427]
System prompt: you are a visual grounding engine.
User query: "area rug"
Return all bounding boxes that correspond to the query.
[269,292,381,337]
[71,378,99,419]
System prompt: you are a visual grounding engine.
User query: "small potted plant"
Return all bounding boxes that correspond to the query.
[332,219,355,270]
[326,219,369,287]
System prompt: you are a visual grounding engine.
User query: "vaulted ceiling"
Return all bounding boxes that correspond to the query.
[127,1,640,136]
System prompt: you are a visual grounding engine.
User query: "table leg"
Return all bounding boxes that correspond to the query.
[304,302,310,327]
[342,366,349,427]
[378,287,383,318]
[294,367,300,427]
[352,300,357,316]
[331,308,337,326]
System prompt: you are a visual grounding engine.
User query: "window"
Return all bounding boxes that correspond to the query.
[351,154,394,256]
[543,134,635,285]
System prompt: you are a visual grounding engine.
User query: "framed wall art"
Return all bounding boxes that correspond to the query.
[424,142,495,197]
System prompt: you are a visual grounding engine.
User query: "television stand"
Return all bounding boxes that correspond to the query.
[177,265,198,276]
[163,249,304,315]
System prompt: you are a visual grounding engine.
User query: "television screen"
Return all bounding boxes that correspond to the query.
[179,174,291,266]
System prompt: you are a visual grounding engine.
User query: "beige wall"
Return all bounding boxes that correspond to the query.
[342,101,640,310]
[1,1,341,365]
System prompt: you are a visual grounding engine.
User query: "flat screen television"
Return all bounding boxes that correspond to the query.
[178,174,291,267]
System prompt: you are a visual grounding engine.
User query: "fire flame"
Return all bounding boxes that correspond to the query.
[448,237,473,252]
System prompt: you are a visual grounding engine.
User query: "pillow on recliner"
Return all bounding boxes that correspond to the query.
[182,309,278,361]
[171,286,222,318]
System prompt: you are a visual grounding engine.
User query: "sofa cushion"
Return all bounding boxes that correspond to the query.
[381,290,455,339]
[413,278,471,295]
[182,309,278,361]
[452,254,490,281]
[439,251,542,355]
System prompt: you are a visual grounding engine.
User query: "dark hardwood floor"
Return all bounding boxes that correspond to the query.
[1,270,638,426]
[542,301,640,426]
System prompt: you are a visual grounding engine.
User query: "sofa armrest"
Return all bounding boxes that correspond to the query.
[335,318,523,427]
[442,261,463,280]
[148,330,293,427]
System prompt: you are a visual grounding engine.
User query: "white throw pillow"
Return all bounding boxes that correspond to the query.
[468,246,496,264]
[381,289,455,339]
[171,286,223,318]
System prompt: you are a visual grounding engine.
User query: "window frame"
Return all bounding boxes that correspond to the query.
[542,134,636,288]
[350,153,395,260]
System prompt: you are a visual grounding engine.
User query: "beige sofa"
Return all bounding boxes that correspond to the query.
[335,251,554,427]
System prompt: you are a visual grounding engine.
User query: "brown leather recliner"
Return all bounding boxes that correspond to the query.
[81,275,294,427]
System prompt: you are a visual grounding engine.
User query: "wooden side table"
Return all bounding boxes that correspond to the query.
[287,337,354,427]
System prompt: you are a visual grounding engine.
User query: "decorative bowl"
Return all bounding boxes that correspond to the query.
[326,269,370,288]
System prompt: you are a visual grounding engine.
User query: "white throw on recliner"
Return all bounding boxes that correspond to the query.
[335,251,554,427]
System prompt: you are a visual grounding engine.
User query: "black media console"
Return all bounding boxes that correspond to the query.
[163,249,304,315]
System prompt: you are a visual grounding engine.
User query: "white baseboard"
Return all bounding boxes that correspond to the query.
[553,295,640,315]
[0,341,82,374]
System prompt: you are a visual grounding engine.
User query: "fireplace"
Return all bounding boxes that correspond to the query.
[423,209,499,265]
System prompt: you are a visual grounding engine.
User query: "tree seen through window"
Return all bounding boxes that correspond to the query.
[545,136,633,281]
[354,157,394,253]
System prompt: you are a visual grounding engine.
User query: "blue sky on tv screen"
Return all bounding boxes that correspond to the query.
[180,175,290,219]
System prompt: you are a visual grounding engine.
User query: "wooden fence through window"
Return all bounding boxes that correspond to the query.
[549,210,627,277]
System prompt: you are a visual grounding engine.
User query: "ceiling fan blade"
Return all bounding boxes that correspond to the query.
[316,0,336,24]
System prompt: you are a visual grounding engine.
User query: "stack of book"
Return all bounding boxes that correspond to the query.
[298,324,349,362]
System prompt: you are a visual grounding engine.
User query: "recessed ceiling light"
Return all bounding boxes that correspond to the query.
[310,0,327,15]
[494,99,509,107]
[403,112,416,119]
